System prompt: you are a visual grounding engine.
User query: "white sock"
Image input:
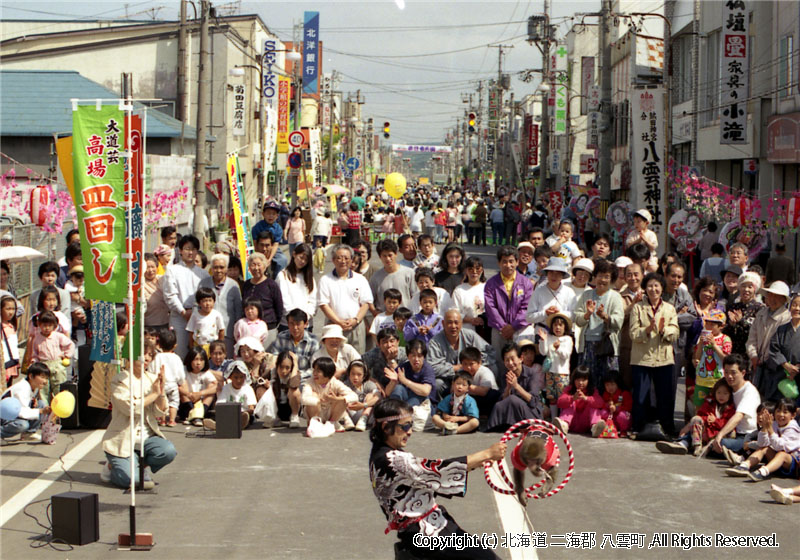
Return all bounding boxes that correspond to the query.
[738,461,750,468]
[757,466,769,476]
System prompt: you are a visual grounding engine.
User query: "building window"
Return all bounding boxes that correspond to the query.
[779,35,794,98]
[701,30,720,126]
[673,34,693,105]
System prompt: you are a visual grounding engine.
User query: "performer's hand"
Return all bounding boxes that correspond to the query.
[487,442,507,462]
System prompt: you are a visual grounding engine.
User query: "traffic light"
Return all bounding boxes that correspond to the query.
[467,112,476,134]
[383,121,390,139]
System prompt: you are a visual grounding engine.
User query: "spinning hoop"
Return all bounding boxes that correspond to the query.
[484,418,575,500]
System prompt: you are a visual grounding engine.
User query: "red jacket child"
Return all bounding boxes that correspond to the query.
[600,388,633,432]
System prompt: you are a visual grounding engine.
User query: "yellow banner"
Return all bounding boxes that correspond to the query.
[55,136,76,202]
[277,77,290,153]
[226,154,251,276]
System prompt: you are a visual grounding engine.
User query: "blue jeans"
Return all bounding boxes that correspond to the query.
[1,405,43,439]
[720,433,745,453]
[105,436,177,488]
[390,384,427,408]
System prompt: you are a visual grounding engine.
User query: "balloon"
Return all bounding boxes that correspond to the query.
[384,173,407,200]
[51,390,75,419]
[0,397,22,421]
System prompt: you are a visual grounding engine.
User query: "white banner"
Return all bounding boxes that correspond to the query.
[391,144,453,153]
[232,84,246,137]
[587,112,599,149]
[631,86,665,237]
[720,0,749,144]
[309,127,323,188]
[263,107,278,167]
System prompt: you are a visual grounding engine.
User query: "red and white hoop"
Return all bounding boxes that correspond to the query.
[483,418,575,500]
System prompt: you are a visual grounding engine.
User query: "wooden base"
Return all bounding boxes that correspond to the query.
[117,533,154,550]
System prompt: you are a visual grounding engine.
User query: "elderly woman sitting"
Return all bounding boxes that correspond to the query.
[311,324,361,379]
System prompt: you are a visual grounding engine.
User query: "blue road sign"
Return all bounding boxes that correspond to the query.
[288,152,302,169]
[346,157,360,171]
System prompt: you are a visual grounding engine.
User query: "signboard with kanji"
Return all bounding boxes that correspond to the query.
[303,11,320,95]
[277,77,290,153]
[263,39,278,109]
[72,105,127,302]
[720,0,749,144]
[232,84,246,137]
[631,86,665,237]
[553,74,568,136]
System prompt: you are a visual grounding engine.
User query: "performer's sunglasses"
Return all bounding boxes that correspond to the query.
[399,422,414,433]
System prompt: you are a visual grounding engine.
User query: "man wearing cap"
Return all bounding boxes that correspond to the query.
[484,247,534,365]
[613,256,634,292]
[198,253,242,357]
[252,200,288,274]
[721,264,744,308]
[318,244,373,354]
[746,281,791,399]
[526,257,577,330]
[625,209,658,270]
[516,242,537,279]
[427,309,499,399]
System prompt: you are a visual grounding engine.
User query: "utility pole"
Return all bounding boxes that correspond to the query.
[690,0,699,168]
[192,0,210,240]
[177,0,187,123]
[597,0,613,224]
[477,81,483,181]
[539,0,551,197]
[327,84,338,184]
[492,45,514,190]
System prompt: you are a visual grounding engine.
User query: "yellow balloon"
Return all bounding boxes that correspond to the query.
[385,173,407,200]
[51,390,76,419]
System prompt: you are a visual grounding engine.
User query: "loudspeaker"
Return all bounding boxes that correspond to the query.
[58,381,79,429]
[51,491,99,545]
[215,402,242,439]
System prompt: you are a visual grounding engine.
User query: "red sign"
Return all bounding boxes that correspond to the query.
[579,154,598,174]
[547,190,564,220]
[124,114,143,306]
[766,112,800,163]
[528,120,538,166]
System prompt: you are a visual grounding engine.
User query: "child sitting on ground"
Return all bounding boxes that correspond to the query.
[553,366,604,435]
[370,289,402,346]
[594,370,634,438]
[234,298,269,347]
[657,378,734,455]
[204,360,256,431]
[432,373,480,435]
[726,399,800,481]
[207,340,232,395]
[152,329,188,427]
[343,360,380,432]
[178,346,218,426]
[404,289,443,344]
[393,307,412,347]
[537,313,574,419]
[186,287,225,351]
[0,362,51,443]
[460,346,500,418]
[301,356,356,433]
[28,310,75,404]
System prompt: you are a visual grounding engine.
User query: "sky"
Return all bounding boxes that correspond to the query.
[1,0,601,143]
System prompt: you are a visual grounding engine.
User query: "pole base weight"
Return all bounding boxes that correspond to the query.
[117,533,154,550]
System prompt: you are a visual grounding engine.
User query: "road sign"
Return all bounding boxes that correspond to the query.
[346,157,360,171]
[288,130,306,148]
[344,170,353,179]
[288,152,302,168]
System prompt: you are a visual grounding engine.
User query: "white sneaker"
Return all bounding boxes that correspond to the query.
[354,416,368,432]
[341,414,355,431]
[262,415,275,429]
[20,432,41,442]
[100,461,111,483]
[552,417,569,434]
[288,415,300,429]
[202,418,217,431]
[770,487,793,505]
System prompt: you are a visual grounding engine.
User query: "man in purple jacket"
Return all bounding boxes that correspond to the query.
[484,246,534,374]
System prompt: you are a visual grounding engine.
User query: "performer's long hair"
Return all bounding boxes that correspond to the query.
[370,398,413,445]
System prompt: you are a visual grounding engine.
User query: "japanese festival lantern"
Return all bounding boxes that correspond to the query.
[738,197,751,225]
[29,185,49,227]
[788,195,800,229]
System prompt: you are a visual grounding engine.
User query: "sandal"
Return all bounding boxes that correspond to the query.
[166,420,177,427]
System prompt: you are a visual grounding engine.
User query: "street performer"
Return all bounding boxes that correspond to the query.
[369,398,506,559]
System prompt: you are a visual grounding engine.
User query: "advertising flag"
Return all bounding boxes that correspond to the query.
[227,154,252,278]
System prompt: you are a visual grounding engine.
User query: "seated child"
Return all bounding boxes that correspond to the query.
[595,370,634,438]
[207,340,233,395]
[152,329,188,427]
[432,373,480,435]
[301,356,356,432]
[255,350,302,429]
[657,378,733,455]
[403,289,443,344]
[460,346,500,417]
[204,360,256,431]
[343,360,380,432]
[537,313,574,419]
[178,346,218,426]
[726,399,800,481]
[29,310,75,404]
[691,310,731,407]
[0,362,51,442]
[234,298,269,347]
[392,307,411,347]
[553,366,604,435]
[370,289,402,346]
[234,337,275,403]
[186,287,225,351]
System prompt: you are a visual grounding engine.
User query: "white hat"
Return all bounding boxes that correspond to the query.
[614,256,634,268]
[760,281,790,300]
[234,336,265,356]
[542,257,570,277]
[517,242,535,252]
[737,271,762,292]
[320,324,347,340]
[572,258,595,274]
[633,209,652,223]
[224,360,251,383]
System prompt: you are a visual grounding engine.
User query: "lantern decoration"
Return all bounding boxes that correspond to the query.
[788,195,800,229]
[29,185,49,226]
[738,197,751,226]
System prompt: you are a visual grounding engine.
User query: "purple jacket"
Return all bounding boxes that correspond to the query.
[484,273,533,331]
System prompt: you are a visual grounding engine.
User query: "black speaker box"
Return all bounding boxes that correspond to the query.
[215,402,242,439]
[58,381,79,429]
[51,491,99,545]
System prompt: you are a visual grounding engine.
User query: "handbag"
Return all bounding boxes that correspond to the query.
[635,422,667,442]
[2,326,19,369]
[594,336,614,358]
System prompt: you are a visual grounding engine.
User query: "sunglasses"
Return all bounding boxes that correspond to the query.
[398,422,413,433]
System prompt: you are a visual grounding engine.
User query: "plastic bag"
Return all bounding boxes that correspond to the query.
[306,416,335,438]
[411,399,432,432]
[253,389,277,421]
[41,416,61,445]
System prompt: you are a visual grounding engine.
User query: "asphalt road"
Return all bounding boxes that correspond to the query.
[2,240,798,559]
